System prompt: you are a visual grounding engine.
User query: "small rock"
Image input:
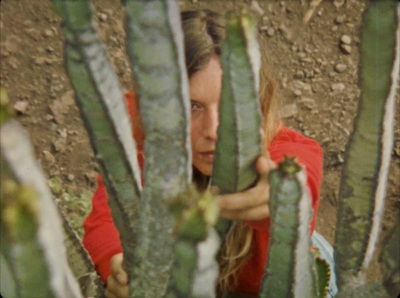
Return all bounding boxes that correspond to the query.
[291,45,298,52]
[331,83,345,92]
[67,174,75,182]
[282,103,298,118]
[1,50,10,57]
[53,138,67,153]
[297,52,307,59]
[335,63,347,73]
[251,0,265,15]
[294,89,302,97]
[14,101,29,114]
[266,28,275,37]
[43,29,54,38]
[85,171,98,184]
[260,25,269,31]
[262,16,270,23]
[46,46,55,53]
[340,44,352,54]
[34,57,45,65]
[99,13,108,22]
[298,97,316,109]
[333,0,345,8]
[340,34,352,45]
[278,24,292,40]
[43,150,56,165]
[335,15,346,24]
[332,25,338,32]
[294,70,304,79]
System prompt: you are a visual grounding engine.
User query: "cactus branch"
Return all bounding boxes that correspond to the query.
[124,0,192,295]
[334,0,399,288]
[1,120,82,297]
[52,0,142,281]
[211,14,263,239]
[260,156,317,298]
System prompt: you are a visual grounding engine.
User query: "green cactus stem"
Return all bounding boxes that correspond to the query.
[334,0,399,288]
[57,203,104,297]
[211,14,262,239]
[166,187,219,297]
[1,121,82,297]
[260,156,317,298]
[52,0,142,282]
[124,0,192,296]
[379,223,400,297]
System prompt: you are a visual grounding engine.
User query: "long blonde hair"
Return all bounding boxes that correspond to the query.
[181,10,282,292]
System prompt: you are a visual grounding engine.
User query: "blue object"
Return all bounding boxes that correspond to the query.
[312,231,338,297]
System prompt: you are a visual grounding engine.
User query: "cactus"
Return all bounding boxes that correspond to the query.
[1,0,398,296]
[124,1,192,295]
[211,14,263,240]
[0,91,83,297]
[52,0,142,294]
[260,157,318,297]
[334,0,399,293]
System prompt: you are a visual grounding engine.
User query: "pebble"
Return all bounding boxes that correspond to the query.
[67,174,75,182]
[267,28,275,37]
[331,83,345,92]
[43,29,54,38]
[294,89,302,97]
[278,24,292,40]
[340,34,352,45]
[13,101,29,114]
[99,13,108,22]
[53,138,67,153]
[340,44,352,54]
[335,15,346,24]
[294,70,305,79]
[251,0,265,15]
[335,63,347,73]
[282,103,298,118]
[43,150,56,165]
[262,16,270,23]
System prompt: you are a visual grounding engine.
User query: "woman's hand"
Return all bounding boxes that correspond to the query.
[105,253,128,298]
[217,156,275,221]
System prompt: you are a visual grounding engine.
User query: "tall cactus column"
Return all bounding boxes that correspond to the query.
[52,0,142,285]
[124,0,192,296]
[334,0,399,291]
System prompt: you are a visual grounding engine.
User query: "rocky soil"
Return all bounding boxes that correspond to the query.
[1,0,399,285]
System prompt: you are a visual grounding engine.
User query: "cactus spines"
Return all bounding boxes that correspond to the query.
[334,0,399,288]
[260,156,317,298]
[211,14,263,240]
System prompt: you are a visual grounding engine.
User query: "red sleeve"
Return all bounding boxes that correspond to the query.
[82,175,123,283]
[82,92,144,283]
[245,127,323,232]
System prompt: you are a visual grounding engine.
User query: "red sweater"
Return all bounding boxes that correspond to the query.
[82,94,323,296]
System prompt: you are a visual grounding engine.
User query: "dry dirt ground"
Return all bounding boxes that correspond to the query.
[1,0,399,288]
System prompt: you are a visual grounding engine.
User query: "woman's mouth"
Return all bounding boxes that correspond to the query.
[200,151,215,162]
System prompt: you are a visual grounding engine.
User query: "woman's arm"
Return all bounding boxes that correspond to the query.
[82,175,123,283]
[217,128,323,232]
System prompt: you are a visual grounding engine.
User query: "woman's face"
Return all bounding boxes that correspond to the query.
[189,56,222,176]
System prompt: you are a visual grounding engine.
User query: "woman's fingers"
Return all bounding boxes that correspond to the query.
[217,178,269,211]
[216,155,275,221]
[105,253,128,298]
[219,203,270,220]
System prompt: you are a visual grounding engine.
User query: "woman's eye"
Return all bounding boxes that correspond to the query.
[190,101,201,110]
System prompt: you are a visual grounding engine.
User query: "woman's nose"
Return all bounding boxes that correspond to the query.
[203,109,219,141]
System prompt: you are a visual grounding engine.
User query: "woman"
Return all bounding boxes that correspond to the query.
[83,10,329,297]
